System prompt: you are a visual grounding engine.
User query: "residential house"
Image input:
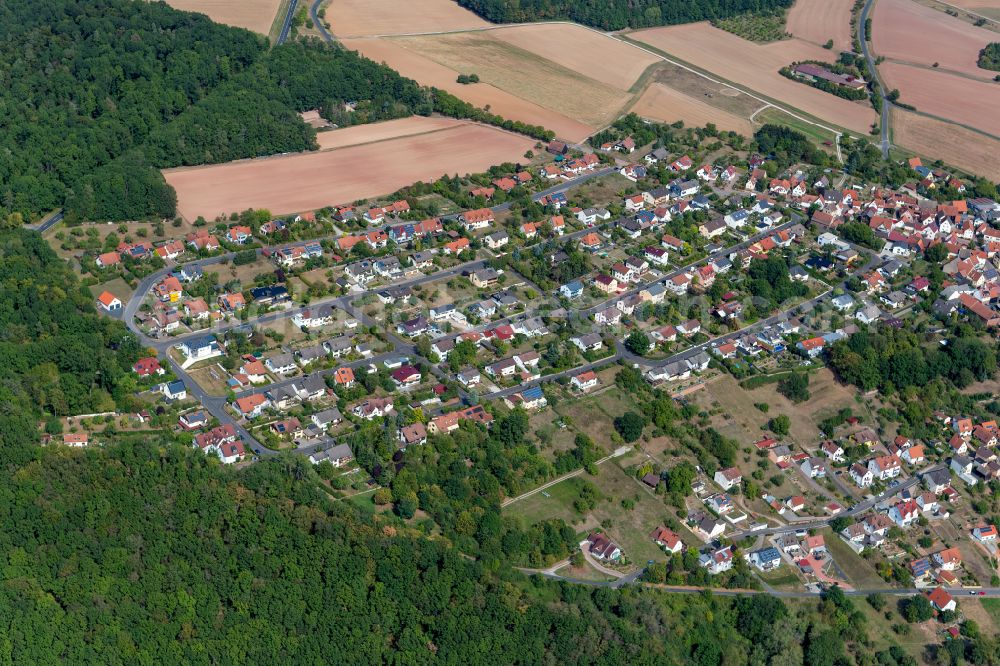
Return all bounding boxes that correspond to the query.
[714,467,742,490]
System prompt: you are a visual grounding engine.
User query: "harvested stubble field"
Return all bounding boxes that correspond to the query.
[630,83,755,134]
[327,0,488,37]
[164,122,534,220]
[942,0,1000,19]
[314,116,464,150]
[164,0,282,35]
[872,0,998,77]
[342,37,594,142]
[786,0,855,51]
[390,32,631,128]
[882,62,1000,136]
[892,108,1000,180]
[490,24,659,90]
[631,22,878,133]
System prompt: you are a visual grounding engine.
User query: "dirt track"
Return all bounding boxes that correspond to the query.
[164,122,535,220]
[632,22,878,134]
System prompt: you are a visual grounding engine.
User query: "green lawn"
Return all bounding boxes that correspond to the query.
[982,598,1000,624]
[821,528,887,589]
[506,462,683,567]
[506,476,587,526]
[758,566,802,589]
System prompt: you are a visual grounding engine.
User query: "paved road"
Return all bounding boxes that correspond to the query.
[121,165,616,454]
[33,210,63,233]
[275,0,299,45]
[526,567,1000,597]
[728,465,942,541]
[310,0,336,42]
[859,0,891,158]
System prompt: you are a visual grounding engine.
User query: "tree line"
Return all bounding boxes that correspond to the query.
[0,1,549,224]
[457,0,795,31]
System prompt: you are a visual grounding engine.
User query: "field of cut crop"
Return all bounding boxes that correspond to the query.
[314,116,464,150]
[630,83,755,134]
[164,122,535,220]
[882,62,1000,135]
[630,21,878,134]
[892,108,1000,180]
[342,37,595,142]
[164,0,282,35]
[942,0,1000,19]
[326,0,488,37]
[872,0,996,77]
[786,0,855,51]
[390,32,631,128]
[490,24,659,90]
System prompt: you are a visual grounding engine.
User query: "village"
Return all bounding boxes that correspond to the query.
[62,117,1000,635]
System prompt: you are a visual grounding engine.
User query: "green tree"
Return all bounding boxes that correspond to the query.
[769,415,791,437]
[624,329,651,356]
[614,412,645,442]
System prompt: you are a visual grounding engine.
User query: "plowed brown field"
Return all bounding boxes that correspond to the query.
[631,83,755,134]
[490,24,659,90]
[893,108,1000,180]
[164,0,282,35]
[786,0,854,51]
[164,122,535,220]
[343,37,595,141]
[882,62,1000,135]
[327,0,487,37]
[872,0,996,78]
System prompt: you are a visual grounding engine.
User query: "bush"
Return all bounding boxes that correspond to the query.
[777,373,810,403]
[769,415,790,437]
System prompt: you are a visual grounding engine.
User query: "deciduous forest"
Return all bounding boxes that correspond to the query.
[0,0,547,224]
[457,0,795,30]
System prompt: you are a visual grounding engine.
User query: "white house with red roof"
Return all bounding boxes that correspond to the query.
[97,291,122,312]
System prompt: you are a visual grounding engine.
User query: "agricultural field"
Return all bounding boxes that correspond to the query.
[341,37,594,141]
[630,21,878,134]
[786,0,854,51]
[942,0,1000,20]
[892,107,1000,180]
[164,0,283,35]
[325,0,488,37]
[314,116,465,150]
[881,62,1000,136]
[164,122,535,221]
[389,32,631,128]
[489,24,660,90]
[872,0,997,78]
[630,83,755,135]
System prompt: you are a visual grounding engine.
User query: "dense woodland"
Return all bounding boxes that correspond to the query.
[457,0,795,30]
[829,326,997,393]
[0,0,547,224]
